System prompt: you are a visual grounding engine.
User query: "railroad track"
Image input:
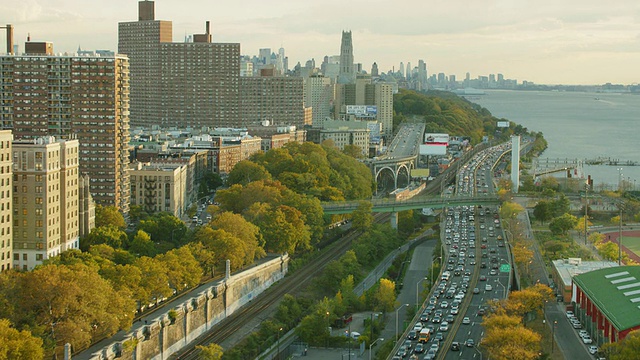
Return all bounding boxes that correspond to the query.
[172,212,390,359]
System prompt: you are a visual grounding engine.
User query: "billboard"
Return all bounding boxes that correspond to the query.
[420,133,449,155]
[497,121,509,128]
[346,105,377,117]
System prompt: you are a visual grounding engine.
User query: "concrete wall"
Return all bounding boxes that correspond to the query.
[88,254,288,360]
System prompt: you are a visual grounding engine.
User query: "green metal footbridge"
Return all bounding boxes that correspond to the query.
[322,195,501,215]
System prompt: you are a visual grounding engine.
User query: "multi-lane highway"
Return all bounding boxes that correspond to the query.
[390,143,513,360]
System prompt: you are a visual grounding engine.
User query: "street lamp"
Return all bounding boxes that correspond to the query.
[395,303,409,342]
[277,327,283,360]
[369,338,384,360]
[416,277,428,311]
[551,320,558,353]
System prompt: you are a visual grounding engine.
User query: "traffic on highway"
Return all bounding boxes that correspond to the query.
[391,142,513,360]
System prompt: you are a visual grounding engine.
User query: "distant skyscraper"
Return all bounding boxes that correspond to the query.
[259,48,272,65]
[399,62,405,77]
[406,61,411,80]
[371,62,379,77]
[417,60,428,90]
[334,75,393,135]
[304,75,334,126]
[119,1,240,128]
[338,31,355,84]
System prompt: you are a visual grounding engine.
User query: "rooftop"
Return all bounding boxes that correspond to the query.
[553,258,619,288]
[573,266,640,331]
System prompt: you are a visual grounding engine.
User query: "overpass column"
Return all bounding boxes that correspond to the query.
[390,212,398,229]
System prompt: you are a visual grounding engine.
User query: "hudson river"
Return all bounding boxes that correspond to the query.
[471,90,640,188]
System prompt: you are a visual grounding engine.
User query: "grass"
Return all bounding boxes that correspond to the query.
[620,235,640,258]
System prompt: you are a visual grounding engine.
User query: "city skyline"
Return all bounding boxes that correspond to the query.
[2,0,639,85]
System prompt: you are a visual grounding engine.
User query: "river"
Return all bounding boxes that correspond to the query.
[469,90,640,189]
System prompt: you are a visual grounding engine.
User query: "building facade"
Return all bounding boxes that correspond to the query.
[12,137,80,270]
[0,131,11,272]
[118,1,241,129]
[240,74,307,127]
[130,161,187,218]
[334,75,394,135]
[304,75,334,126]
[0,48,131,214]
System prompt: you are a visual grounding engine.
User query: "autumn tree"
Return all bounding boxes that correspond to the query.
[601,329,640,360]
[95,205,126,229]
[210,212,265,264]
[482,326,541,360]
[374,278,396,313]
[500,202,524,221]
[575,216,593,236]
[0,319,44,360]
[157,247,202,292]
[245,203,311,254]
[134,256,173,305]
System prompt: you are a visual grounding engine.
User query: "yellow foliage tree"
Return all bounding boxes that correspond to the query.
[500,202,524,221]
[482,313,521,331]
[575,216,593,235]
[375,278,397,313]
[482,326,541,360]
[601,329,640,360]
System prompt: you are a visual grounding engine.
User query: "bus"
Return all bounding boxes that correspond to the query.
[418,328,431,343]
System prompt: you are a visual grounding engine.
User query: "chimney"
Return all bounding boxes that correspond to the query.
[6,24,13,54]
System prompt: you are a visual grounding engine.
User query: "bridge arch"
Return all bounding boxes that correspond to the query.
[375,166,396,194]
[396,163,412,189]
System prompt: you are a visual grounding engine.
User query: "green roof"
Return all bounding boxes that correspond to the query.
[573,266,640,331]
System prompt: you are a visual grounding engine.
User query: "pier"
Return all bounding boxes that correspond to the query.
[584,157,639,166]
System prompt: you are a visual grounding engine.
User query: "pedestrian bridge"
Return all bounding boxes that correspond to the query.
[322,195,501,215]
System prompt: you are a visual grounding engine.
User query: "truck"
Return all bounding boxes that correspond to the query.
[418,328,431,343]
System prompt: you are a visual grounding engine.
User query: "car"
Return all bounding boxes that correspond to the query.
[572,322,582,329]
[413,343,425,354]
[434,332,444,342]
[465,339,475,347]
[473,287,480,294]
[451,342,461,351]
[424,349,437,360]
[480,262,487,268]
[440,301,449,308]
[404,340,413,350]
[439,321,449,331]
[578,330,589,338]
[413,322,423,331]
[432,316,442,323]
[485,284,493,291]
[408,330,418,340]
[445,314,454,323]
[479,275,487,281]
[490,269,498,276]
[396,346,408,358]
[450,307,458,315]
[430,343,440,354]
[462,317,471,324]
[582,336,593,344]
[588,345,598,355]
[566,311,574,318]
[477,308,486,316]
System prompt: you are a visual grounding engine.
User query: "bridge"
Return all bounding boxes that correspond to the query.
[532,157,584,178]
[321,195,501,215]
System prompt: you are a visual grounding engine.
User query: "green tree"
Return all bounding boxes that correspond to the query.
[186,242,217,277]
[549,213,578,235]
[194,227,247,271]
[226,160,272,187]
[196,343,223,360]
[134,256,172,305]
[550,194,571,217]
[129,230,155,257]
[157,247,202,292]
[138,212,186,245]
[0,319,44,360]
[533,201,553,224]
[342,144,364,159]
[95,205,126,229]
[544,241,565,256]
[351,201,373,232]
[245,203,311,254]
[81,225,129,250]
[211,212,265,264]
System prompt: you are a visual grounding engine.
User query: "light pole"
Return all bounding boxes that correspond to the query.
[369,338,384,360]
[395,303,409,342]
[277,327,283,360]
[416,277,428,311]
[552,320,558,353]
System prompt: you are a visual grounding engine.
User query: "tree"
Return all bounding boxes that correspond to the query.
[374,278,396,313]
[533,201,553,224]
[0,263,135,356]
[129,230,155,257]
[194,227,247,271]
[95,205,126,229]
[196,343,224,360]
[544,240,565,256]
[351,201,373,232]
[134,256,172,305]
[157,247,202,292]
[137,213,186,244]
[550,194,570,217]
[499,202,524,221]
[211,212,265,264]
[575,216,593,235]
[611,215,622,225]
[539,176,559,192]
[245,203,311,254]
[482,326,541,360]
[0,319,44,360]
[342,144,364,159]
[81,225,129,251]
[601,329,640,360]
[549,213,578,235]
[226,160,272,187]
[482,313,522,331]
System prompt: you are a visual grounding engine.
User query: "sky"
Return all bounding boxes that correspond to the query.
[2,0,640,85]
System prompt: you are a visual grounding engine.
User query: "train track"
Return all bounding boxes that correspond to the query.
[172,213,390,359]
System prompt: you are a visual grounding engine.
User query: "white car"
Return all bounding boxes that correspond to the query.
[582,336,593,344]
[462,317,471,325]
[439,321,449,332]
[485,284,493,291]
[588,345,598,355]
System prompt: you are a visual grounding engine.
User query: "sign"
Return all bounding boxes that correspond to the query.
[500,264,511,273]
[497,121,509,128]
[421,133,449,155]
[346,105,377,116]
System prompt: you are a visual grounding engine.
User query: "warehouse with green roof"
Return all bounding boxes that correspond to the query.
[573,266,640,345]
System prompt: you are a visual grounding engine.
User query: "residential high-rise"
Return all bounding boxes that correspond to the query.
[0,46,131,214]
[118,1,240,128]
[12,137,80,271]
[338,31,355,84]
[0,131,11,273]
[304,75,334,126]
[371,62,379,77]
[241,72,308,127]
[334,74,393,135]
